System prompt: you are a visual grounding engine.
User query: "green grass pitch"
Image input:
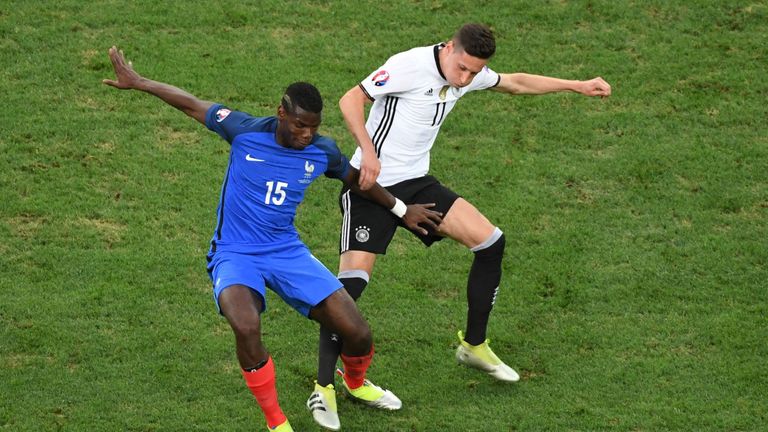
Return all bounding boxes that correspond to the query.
[1,1,766,430]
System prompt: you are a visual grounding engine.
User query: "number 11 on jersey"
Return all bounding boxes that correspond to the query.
[265,181,287,205]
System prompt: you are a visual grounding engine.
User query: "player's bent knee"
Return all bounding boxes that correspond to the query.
[333,306,372,353]
[339,251,377,276]
[341,323,372,354]
[472,227,505,260]
[229,316,262,340]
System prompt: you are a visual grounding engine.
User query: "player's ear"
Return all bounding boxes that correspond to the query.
[277,104,286,120]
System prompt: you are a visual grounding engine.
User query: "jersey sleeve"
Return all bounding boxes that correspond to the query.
[358,51,419,100]
[467,65,501,92]
[314,137,351,180]
[205,104,269,144]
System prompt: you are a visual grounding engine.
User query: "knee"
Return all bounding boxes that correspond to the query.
[343,322,372,352]
[229,316,262,341]
[473,228,505,259]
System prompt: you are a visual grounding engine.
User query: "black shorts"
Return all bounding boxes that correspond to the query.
[339,175,460,254]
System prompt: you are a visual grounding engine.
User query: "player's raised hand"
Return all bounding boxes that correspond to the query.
[103,46,143,90]
[402,203,443,235]
[578,77,611,98]
[358,149,381,191]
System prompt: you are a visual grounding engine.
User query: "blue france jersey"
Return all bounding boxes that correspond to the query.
[204,104,350,253]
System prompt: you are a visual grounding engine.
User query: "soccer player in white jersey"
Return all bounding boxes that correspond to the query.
[308,23,612,430]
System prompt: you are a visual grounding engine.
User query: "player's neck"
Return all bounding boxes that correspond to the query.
[275,132,289,148]
[437,43,448,73]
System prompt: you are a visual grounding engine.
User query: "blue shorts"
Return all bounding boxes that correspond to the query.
[206,245,343,317]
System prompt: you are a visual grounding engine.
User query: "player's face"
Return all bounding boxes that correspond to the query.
[277,105,321,150]
[442,42,488,88]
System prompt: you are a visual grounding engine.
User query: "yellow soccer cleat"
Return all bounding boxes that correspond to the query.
[307,381,340,431]
[456,331,520,382]
[268,419,293,431]
[337,368,402,410]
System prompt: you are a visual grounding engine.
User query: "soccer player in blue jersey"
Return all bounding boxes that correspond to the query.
[103,46,442,432]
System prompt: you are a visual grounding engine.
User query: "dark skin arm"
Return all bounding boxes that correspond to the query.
[104,46,441,233]
[102,46,213,124]
[343,167,443,235]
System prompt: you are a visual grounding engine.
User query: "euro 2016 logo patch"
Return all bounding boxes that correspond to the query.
[355,226,371,243]
[372,70,389,87]
[215,108,231,122]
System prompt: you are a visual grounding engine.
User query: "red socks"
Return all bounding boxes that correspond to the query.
[241,356,287,429]
[240,348,373,426]
[340,346,374,389]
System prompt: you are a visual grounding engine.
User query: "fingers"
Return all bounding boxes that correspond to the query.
[117,49,127,68]
[407,216,437,235]
[359,155,381,191]
[401,202,447,234]
[105,45,141,89]
[411,203,441,212]
[105,46,120,85]
[403,202,444,235]
[427,211,443,223]
[119,49,133,69]
[413,203,443,219]
[358,171,372,190]
[108,46,128,76]
[108,46,131,71]
[108,46,119,68]
[592,77,611,97]
[358,169,379,190]
[411,217,443,235]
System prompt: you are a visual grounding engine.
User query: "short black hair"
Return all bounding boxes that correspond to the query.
[453,23,496,59]
[281,82,323,114]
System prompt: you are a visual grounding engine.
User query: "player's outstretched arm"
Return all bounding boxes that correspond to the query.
[344,167,443,235]
[102,46,214,125]
[494,73,611,98]
[339,85,380,191]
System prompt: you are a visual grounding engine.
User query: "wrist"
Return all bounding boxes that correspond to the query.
[135,77,152,92]
[390,198,407,218]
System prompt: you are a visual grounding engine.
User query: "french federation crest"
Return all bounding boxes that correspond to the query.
[299,160,315,184]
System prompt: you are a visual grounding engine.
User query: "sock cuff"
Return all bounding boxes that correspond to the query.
[338,272,369,300]
[241,356,274,387]
[340,344,374,364]
[338,269,370,282]
[471,227,504,253]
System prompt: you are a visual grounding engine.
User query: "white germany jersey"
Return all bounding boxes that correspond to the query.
[350,43,500,186]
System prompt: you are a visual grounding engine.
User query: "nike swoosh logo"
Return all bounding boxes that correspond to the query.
[245,154,265,162]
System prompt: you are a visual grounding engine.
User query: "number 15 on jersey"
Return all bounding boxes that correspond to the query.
[265,181,288,205]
